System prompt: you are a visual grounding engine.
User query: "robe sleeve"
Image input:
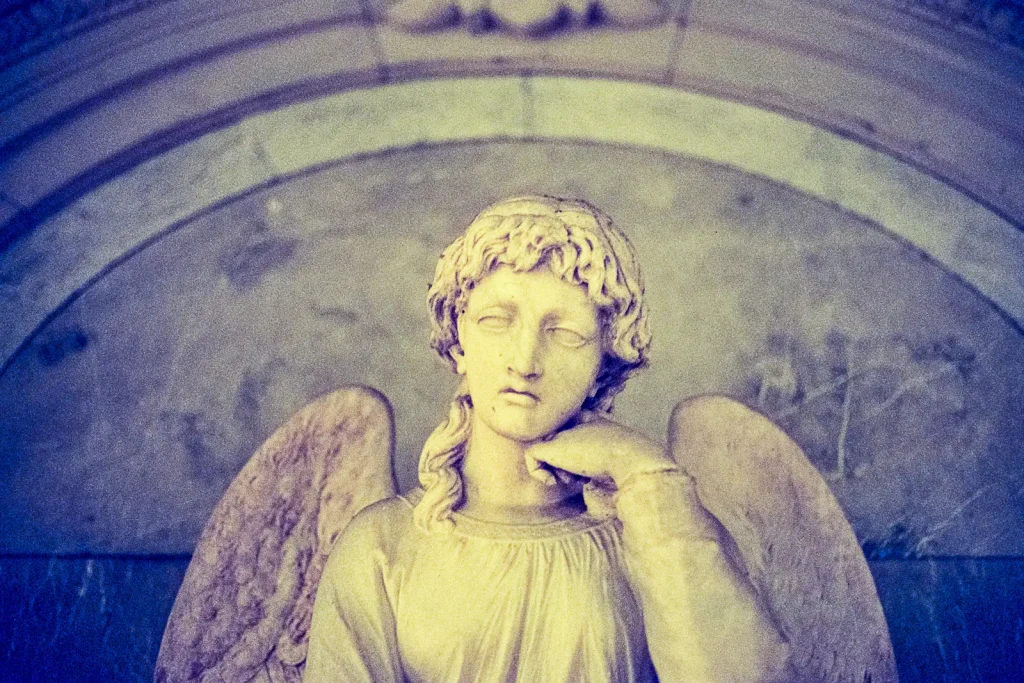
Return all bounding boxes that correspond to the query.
[615,468,790,683]
[304,506,405,683]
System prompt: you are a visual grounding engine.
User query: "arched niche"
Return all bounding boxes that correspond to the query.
[1,2,1023,680]
[1,75,1022,559]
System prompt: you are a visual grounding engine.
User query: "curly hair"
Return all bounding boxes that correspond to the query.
[414,195,652,531]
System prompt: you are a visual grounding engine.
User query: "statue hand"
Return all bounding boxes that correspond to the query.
[524,415,676,488]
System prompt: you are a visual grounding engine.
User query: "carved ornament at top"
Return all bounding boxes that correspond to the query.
[382,0,668,35]
[1,0,1021,71]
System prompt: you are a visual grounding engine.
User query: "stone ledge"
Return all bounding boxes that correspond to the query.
[0,0,366,141]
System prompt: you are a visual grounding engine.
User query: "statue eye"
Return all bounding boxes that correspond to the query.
[478,315,512,331]
[549,327,590,347]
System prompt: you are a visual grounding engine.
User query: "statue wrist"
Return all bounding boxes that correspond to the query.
[608,445,675,486]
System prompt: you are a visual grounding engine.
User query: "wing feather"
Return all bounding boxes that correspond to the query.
[156,386,397,682]
[669,395,898,683]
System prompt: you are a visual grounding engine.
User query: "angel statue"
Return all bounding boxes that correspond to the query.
[155,196,898,682]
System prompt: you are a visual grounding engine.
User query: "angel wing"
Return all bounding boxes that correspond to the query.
[669,395,898,683]
[155,386,397,683]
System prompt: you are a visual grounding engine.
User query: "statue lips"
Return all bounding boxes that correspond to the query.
[499,387,540,405]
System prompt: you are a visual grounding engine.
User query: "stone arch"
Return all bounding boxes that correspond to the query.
[1,2,1023,680]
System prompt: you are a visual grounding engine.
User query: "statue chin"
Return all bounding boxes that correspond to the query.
[474,409,569,446]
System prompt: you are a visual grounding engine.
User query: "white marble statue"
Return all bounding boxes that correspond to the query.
[155,196,898,683]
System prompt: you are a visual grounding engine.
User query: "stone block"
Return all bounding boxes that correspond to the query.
[373,21,683,82]
[251,77,527,176]
[0,23,378,208]
[0,555,188,682]
[0,0,366,145]
[676,0,1024,226]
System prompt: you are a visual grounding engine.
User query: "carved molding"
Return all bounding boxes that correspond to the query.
[2,0,1022,69]
[383,0,668,35]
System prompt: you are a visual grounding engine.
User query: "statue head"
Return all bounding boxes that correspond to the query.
[415,195,652,531]
[426,195,651,412]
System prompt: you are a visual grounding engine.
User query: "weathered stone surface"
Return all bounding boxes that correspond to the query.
[675,0,1024,227]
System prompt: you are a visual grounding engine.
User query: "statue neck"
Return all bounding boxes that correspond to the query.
[457,417,583,524]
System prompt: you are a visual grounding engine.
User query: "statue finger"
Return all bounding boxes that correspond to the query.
[551,467,583,487]
[524,452,557,486]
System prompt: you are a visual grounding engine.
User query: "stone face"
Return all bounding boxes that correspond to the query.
[0,140,1022,557]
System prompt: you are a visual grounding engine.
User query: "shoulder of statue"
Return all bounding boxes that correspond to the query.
[331,493,418,561]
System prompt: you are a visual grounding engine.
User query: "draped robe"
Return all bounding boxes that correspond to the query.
[304,470,788,682]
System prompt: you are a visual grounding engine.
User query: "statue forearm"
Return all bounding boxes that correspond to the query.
[616,470,791,683]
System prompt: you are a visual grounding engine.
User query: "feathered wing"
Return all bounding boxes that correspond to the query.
[668,395,898,683]
[155,386,398,683]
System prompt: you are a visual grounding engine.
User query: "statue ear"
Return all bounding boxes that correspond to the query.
[451,315,467,374]
[450,344,466,375]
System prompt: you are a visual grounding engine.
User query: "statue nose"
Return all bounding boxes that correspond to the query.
[507,328,542,378]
